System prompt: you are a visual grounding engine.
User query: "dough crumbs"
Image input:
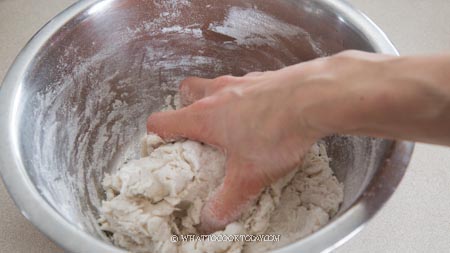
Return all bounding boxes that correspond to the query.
[99,93,343,253]
[99,134,344,253]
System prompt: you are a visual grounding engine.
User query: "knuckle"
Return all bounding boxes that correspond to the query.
[213,75,237,87]
[179,77,196,91]
[335,50,359,57]
[332,50,357,61]
[333,50,373,62]
[327,50,368,70]
[307,57,328,71]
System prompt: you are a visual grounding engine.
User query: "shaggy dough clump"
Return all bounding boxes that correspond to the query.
[99,134,344,253]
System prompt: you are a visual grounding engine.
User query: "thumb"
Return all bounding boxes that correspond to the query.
[199,158,265,233]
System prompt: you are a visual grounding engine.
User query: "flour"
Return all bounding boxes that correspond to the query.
[99,97,344,253]
[209,7,324,55]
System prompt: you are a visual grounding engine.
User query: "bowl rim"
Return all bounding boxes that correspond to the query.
[0,0,414,252]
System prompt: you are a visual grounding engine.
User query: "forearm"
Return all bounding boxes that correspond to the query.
[302,54,450,145]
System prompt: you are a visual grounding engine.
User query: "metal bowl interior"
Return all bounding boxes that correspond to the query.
[0,0,413,252]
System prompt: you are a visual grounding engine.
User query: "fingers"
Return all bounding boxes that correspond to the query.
[179,77,214,105]
[147,100,216,144]
[199,159,265,233]
[179,75,243,105]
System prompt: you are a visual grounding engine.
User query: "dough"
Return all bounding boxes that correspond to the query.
[99,97,344,253]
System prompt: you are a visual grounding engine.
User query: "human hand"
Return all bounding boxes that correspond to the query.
[146,58,336,233]
[147,50,450,233]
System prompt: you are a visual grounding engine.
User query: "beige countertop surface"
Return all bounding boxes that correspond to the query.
[1,0,450,252]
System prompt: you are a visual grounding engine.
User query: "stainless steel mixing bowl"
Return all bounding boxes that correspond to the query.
[0,0,414,252]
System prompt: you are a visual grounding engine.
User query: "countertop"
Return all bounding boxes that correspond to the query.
[1,0,450,252]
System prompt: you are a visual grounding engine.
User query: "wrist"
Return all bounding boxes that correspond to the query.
[301,53,450,140]
[294,55,397,137]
